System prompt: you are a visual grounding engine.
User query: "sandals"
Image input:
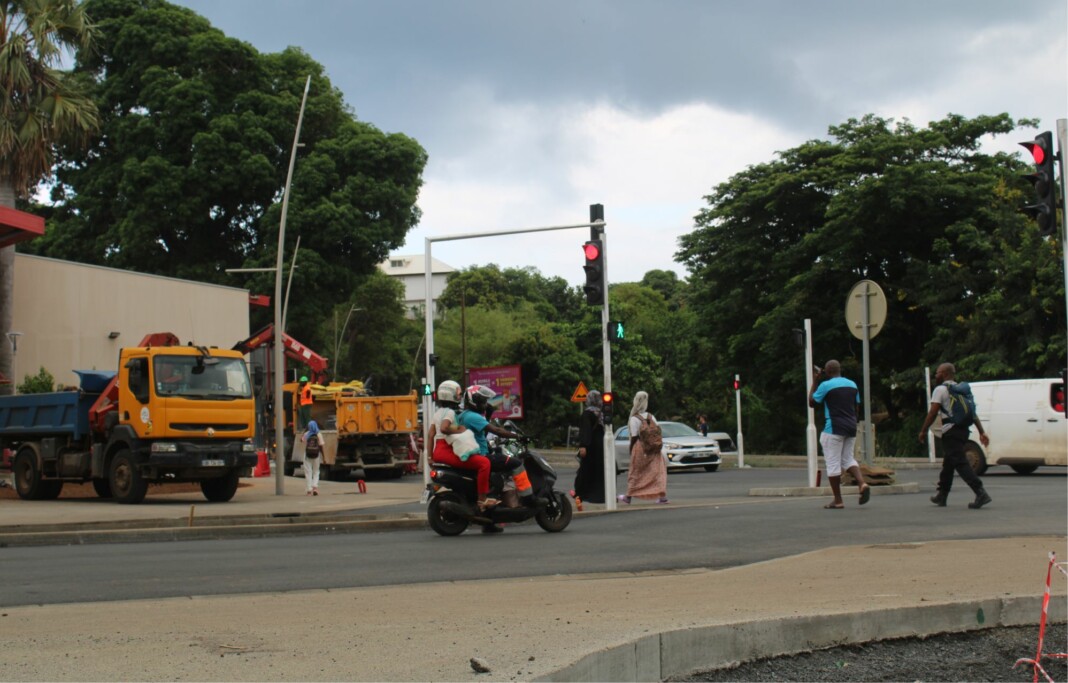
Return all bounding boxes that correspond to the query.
[617,494,632,504]
[477,497,500,511]
[823,502,844,509]
[858,484,871,505]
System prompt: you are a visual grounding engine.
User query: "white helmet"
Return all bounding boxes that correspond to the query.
[436,380,461,403]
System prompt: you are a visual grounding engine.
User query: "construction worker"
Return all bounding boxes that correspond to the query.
[298,376,313,429]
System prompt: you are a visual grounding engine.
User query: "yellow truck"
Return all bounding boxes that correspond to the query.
[0,333,257,504]
[284,381,419,479]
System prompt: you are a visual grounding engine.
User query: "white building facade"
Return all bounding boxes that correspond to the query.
[377,254,456,318]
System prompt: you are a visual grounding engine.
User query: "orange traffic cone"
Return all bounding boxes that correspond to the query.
[253,450,271,477]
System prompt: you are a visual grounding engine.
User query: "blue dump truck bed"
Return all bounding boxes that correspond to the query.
[0,370,115,442]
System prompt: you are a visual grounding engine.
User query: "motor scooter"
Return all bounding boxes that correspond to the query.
[426,430,573,536]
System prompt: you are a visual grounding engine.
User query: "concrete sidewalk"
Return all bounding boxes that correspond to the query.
[1,536,1064,681]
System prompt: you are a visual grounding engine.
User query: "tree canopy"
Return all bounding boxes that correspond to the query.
[26,0,426,348]
[677,113,1065,454]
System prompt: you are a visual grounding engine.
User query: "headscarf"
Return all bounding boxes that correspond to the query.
[630,390,649,418]
[305,420,320,437]
[585,389,603,413]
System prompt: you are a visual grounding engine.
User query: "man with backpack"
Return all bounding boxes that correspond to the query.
[919,363,992,509]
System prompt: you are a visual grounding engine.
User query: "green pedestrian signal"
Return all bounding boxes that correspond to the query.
[607,321,625,341]
[422,383,433,397]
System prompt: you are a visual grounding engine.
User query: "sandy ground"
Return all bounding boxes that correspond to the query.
[1,535,1064,682]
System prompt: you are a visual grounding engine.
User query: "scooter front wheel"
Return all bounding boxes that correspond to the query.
[428,491,471,536]
[535,491,572,532]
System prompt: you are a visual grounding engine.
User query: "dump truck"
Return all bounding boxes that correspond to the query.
[285,381,419,480]
[0,333,257,503]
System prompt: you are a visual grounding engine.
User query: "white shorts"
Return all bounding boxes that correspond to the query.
[820,432,857,477]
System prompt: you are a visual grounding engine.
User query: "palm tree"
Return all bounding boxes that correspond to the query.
[0,0,98,393]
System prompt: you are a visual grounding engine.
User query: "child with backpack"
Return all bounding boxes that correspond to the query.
[919,362,992,509]
[618,390,669,505]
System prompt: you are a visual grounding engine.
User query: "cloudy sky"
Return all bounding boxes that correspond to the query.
[175,0,1066,286]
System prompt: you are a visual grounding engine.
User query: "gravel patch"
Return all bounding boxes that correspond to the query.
[671,623,1067,682]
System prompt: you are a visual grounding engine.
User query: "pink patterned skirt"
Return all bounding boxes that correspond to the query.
[626,440,667,499]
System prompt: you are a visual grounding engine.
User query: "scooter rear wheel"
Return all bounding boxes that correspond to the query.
[428,491,470,536]
[535,491,572,532]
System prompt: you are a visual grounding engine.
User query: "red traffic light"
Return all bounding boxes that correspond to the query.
[1021,139,1048,165]
[583,241,601,261]
[602,391,614,405]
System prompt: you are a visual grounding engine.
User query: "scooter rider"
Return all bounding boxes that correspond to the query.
[458,385,541,530]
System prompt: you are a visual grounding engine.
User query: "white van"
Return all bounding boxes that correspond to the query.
[963,378,1066,475]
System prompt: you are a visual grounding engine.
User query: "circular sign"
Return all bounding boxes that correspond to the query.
[845,280,887,340]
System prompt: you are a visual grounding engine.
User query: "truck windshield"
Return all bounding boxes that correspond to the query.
[153,355,253,399]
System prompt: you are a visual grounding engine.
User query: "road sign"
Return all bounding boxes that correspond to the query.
[845,280,887,340]
[570,381,589,403]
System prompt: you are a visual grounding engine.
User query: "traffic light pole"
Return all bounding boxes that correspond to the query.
[1057,120,1067,349]
[734,374,745,468]
[590,205,617,511]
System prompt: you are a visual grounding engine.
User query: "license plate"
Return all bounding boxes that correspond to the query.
[202,459,225,467]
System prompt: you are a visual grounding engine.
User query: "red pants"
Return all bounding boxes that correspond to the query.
[433,439,491,496]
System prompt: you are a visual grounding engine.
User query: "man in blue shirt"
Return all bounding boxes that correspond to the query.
[809,360,871,509]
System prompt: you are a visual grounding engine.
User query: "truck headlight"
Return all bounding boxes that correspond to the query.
[151,442,178,453]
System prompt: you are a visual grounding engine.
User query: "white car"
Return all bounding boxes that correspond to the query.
[613,421,722,474]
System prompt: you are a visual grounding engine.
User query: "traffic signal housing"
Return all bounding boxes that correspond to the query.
[601,390,614,418]
[1020,131,1058,236]
[607,321,625,342]
[583,240,604,305]
[730,376,742,391]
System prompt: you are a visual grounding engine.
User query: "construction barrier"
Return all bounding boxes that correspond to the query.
[252,450,271,477]
[1013,551,1068,683]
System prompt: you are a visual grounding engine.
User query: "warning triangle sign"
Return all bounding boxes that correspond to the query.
[570,381,589,403]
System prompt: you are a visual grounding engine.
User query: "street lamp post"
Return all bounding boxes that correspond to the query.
[272,75,312,495]
[333,306,361,381]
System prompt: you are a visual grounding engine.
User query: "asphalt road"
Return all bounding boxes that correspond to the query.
[2,467,1064,607]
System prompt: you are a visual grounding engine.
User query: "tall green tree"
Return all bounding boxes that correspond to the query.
[0,0,98,393]
[678,113,1065,454]
[30,0,426,351]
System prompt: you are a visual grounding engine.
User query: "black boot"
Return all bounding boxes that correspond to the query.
[968,490,992,509]
[930,492,947,507]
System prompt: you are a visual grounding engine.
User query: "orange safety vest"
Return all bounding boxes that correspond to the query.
[300,384,313,406]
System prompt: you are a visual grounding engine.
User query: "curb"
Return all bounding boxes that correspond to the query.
[538,595,1067,682]
[0,515,428,547]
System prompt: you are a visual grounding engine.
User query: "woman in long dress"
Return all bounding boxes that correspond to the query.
[572,390,606,504]
[619,390,668,504]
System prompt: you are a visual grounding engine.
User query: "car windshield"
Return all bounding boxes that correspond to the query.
[153,355,252,399]
[659,422,701,438]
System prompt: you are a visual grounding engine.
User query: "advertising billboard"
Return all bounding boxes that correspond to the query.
[467,364,524,420]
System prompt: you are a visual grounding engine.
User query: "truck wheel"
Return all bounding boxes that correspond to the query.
[963,441,987,476]
[92,478,113,498]
[13,449,45,500]
[109,450,148,504]
[1010,464,1039,475]
[201,469,240,502]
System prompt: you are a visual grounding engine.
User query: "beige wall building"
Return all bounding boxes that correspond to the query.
[377,254,456,318]
[10,254,250,389]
